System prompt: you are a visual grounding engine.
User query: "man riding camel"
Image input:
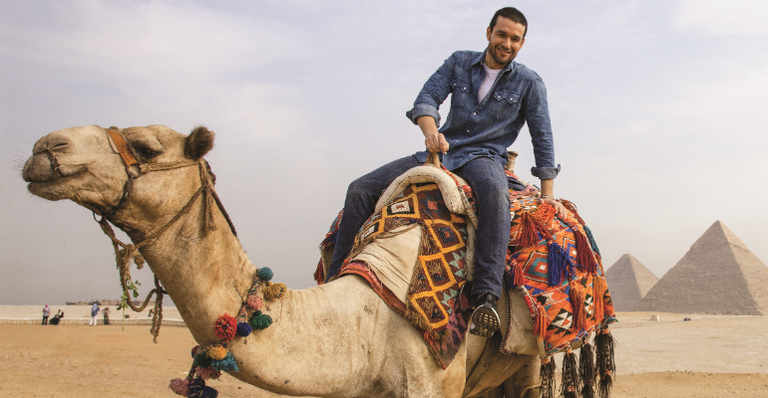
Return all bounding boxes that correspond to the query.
[327,7,567,337]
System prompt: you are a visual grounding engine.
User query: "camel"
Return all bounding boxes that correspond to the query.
[22,124,541,398]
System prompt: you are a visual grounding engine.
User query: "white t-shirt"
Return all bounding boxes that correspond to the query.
[478,63,502,102]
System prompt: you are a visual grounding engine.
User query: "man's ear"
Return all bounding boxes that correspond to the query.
[486,26,492,42]
[185,126,215,160]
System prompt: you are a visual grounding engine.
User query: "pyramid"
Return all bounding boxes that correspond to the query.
[634,220,768,315]
[605,254,659,311]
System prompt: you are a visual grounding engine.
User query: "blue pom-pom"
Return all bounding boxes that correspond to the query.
[187,377,209,398]
[199,386,219,398]
[257,267,273,282]
[236,322,252,337]
[211,352,239,373]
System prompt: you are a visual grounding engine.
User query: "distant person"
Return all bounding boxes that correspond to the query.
[42,304,50,325]
[102,307,111,325]
[50,308,64,325]
[89,303,100,326]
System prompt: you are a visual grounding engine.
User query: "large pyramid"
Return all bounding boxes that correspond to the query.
[605,254,659,311]
[635,220,768,315]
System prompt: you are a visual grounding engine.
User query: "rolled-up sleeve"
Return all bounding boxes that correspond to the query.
[525,76,561,179]
[405,53,458,126]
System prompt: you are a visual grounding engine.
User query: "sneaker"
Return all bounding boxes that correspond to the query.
[469,293,500,337]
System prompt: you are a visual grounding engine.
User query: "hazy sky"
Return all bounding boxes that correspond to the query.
[1,0,766,306]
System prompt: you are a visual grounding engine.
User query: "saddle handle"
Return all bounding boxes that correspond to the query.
[426,152,442,168]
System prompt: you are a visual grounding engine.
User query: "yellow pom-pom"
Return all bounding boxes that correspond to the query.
[207,346,228,361]
[263,282,287,301]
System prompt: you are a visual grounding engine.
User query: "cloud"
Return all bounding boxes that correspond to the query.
[673,0,768,36]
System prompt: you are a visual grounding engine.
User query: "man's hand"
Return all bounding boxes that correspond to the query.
[539,196,569,217]
[425,132,450,153]
[417,116,449,153]
[539,178,569,217]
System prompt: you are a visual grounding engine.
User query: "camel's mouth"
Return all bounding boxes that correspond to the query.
[23,150,89,201]
[26,167,88,200]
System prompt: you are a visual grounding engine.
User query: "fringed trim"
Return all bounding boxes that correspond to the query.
[583,225,601,257]
[560,347,579,398]
[593,276,607,323]
[540,357,557,398]
[595,329,616,398]
[580,342,596,398]
[405,308,434,334]
[569,284,587,331]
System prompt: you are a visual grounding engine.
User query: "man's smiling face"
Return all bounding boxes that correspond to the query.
[485,16,526,69]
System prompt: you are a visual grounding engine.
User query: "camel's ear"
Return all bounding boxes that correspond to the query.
[185,126,215,160]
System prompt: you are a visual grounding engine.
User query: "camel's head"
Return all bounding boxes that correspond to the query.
[23,125,215,217]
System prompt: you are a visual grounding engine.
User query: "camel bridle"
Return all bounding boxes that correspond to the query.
[94,126,237,342]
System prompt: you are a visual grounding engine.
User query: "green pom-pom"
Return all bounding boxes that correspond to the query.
[194,351,212,368]
[250,310,273,330]
[257,268,273,282]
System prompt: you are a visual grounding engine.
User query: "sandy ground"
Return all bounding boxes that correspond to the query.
[1,308,767,397]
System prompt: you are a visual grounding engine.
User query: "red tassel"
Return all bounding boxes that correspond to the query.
[570,284,587,331]
[534,202,557,225]
[519,213,540,248]
[593,276,606,323]
[574,229,597,273]
[313,259,325,285]
[512,258,525,287]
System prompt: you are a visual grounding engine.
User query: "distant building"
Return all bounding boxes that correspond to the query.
[605,254,659,311]
[635,220,768,315]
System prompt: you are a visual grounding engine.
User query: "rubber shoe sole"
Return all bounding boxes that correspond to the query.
[469,303,500,337]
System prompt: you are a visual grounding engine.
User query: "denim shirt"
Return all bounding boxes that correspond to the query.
[406,50,561,179]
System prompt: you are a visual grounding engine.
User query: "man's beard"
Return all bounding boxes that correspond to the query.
[490,46,514,66]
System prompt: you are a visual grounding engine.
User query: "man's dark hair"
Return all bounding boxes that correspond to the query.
[489,7,528,37]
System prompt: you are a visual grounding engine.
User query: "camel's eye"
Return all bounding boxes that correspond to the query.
[133,143,163,160]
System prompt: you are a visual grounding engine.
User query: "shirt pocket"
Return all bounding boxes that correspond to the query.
[451,79,471,94]
[491,91,522,119]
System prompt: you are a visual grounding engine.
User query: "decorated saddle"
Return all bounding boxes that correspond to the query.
[315,162,617,394]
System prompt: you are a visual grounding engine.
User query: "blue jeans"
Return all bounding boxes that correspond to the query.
[327,156,509,300]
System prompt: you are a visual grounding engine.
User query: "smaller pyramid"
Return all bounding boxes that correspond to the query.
[635,220,768,315]
[605,254,659,311]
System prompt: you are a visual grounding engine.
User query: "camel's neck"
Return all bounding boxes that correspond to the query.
[124,185,257,346]
[109,172,406,396]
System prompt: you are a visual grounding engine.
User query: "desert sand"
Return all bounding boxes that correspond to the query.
[1,307,767,397]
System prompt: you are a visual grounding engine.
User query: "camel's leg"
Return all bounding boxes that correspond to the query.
[501,355,541,398]
[462,332,531,397]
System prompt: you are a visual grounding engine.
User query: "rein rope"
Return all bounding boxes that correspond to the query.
[95,127,237,342]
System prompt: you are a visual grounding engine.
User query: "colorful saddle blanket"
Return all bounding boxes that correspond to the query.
[316,167,617,368]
